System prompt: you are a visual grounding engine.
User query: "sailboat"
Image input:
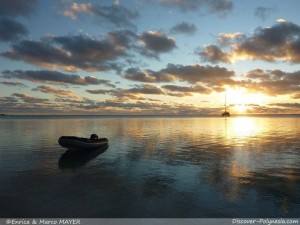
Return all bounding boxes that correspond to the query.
[221,93,230,117]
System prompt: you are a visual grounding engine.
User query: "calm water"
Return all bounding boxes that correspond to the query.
[0,115,299,217]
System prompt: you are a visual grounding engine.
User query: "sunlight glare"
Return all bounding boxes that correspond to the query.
[224,87,266,113]
[232,117,257,137]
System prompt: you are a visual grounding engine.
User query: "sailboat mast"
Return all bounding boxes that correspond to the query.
[224,92,227,112]
[221,91,230,117]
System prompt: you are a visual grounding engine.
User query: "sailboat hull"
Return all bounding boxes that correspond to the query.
[222,112,230,117]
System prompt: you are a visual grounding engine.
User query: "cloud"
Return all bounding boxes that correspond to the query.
[86,89,112,95]
[32,85,76,97]
[95,99,213,115]
[240,102,300,114]
[270,103,300,109]
[123,68,176,83]
[92,3,139,28]
[0,0,36,42]
[217,32,245,45]
[201,22,300,64]
[254,6,273,20]
[242,69,300,97]
[0,94,69,114]
[162,63,234,85]
[1,32,137,72]
[0,96,18,103]
[1,70,115,87]
[235,22,300,63]
[86,83,212,99]
[0,17,28,42]
[0,81,26,87]
[0,0,37,17]
[276,19,286,23]
[63,1,139,28]
[2,30,176,70]
[198,44,232,63]
[12,93,49,103]
[124,63,234,87]
[138,31,176,57]
[162,84,212,96]
[160,0,232,15]
[170,22,197,35]
[87,84,164,99]
[125,84,164,95]
[63,2,93,19]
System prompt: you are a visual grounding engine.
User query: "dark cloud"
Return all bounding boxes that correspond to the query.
[1,70,115,87]
[0,0,37,17]
[86,83,212,99]
[0,0,35,42]
[126,84,164,95]
[2,84,300,115]
[170,22,197,35]
[95,99,212,115]
[87,84,164,99]
[0,95,68,114]
[242,69,300,97]
[1,31,136,72]
[12,93,49,103]
[200,22,300,64]
[123,68,176,83]
[92,3,139,28]
[0,96,18,103]
[86,89,112,95]
[160,0,232,15]
[63,2,138,28]
[234,22,300,63]
[2,29,174,71]
[162,84,211,96]
[270,103,300,109]
[124,63,234,87]
[198,45,232,63]
[32,85,76,97]
[254,7,273,20]
[244,69,272,80]
[0,17,28,42]
[139,31,176,55]
[0,81,26,87]
[161,64,235,85]
[96,99,163,111]
[2,30,176,70]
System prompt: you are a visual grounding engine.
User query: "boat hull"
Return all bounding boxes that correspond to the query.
[58,136,108,150]
[222,111,230,117]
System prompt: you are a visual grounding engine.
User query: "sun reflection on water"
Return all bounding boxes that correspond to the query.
[231,117,258,137]
[1,116,300,217]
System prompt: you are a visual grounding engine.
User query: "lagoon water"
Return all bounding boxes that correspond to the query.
[0,115,299,217]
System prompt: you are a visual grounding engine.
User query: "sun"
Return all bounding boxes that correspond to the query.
[234,104,248,113]
[224,87,266,113]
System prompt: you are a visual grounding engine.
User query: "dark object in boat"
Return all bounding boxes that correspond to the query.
[58,134,108,150]
[58,145,108,169]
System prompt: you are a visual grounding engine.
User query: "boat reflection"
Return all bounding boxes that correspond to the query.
[58,145,109,169]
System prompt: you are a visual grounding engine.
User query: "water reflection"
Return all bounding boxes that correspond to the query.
[141,175,174,197]
[58,145,109,169]
[1,116,300,217]
[119,117,300,215]
[231,117,258,137]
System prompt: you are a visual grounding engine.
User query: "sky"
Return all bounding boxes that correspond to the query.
[1,0,300,115]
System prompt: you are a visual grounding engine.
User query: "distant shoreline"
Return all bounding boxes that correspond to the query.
[1,114,300,118]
